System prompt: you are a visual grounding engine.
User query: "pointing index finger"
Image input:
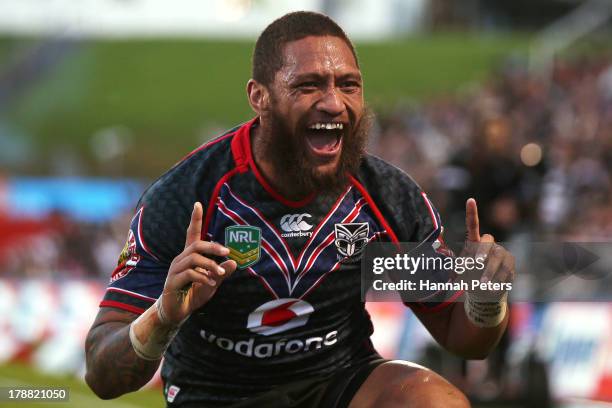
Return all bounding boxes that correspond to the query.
[185,202,204,248]
[465,198,480,242]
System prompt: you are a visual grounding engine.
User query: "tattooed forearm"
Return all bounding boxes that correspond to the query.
[85,309,161,399]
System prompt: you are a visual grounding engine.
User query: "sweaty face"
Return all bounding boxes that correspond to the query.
[259,35,368,195]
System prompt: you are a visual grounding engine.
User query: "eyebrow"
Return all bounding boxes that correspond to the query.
[291,71,363,83]
[338,72,363,82]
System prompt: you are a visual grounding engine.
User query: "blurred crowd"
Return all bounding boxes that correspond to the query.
[2,212,131,279]
[3,55,612,280]
[371,54,612,244]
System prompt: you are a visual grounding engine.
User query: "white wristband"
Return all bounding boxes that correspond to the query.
[129,297,181,360]
[464,292,508,328]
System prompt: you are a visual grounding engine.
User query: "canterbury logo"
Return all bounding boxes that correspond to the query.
[280,214,313,233]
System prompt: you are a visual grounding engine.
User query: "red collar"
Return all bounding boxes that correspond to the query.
[231,118,316,208]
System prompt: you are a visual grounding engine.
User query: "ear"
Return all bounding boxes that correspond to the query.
[246,79,270,115]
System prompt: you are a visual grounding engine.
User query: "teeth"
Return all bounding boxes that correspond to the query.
[309,123,344,130]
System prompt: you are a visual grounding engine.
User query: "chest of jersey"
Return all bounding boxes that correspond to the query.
[206,177,384,301]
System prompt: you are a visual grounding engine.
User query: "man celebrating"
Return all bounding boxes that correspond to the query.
[85,11,514,407]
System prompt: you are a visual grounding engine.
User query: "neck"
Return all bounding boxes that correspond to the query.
[250,125,313,201]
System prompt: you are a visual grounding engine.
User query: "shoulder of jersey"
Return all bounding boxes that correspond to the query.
[174,125,240,173]
[358,153,423,196]
[134,125,241,262]
[356,153,430,241]
[145,125,239,198]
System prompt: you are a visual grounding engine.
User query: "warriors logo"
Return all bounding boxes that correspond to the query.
[334,222,369,261]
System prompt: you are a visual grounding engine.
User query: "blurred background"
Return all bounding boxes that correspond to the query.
[0,0,611,407]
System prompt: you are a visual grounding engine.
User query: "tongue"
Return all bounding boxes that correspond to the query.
[308,133,338,151]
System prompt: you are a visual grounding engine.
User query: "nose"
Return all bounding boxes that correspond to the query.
[316,87,345,117]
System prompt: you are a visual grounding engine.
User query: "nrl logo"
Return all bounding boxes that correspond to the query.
[225,225,261,268]
[334,222,369,261]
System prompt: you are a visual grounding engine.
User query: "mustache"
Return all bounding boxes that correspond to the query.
[256,106,373,196]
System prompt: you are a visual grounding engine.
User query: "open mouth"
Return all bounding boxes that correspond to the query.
[305,122,344,159]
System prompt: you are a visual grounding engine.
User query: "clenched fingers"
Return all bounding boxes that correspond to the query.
[185,240,230,258]
[172,241,230,267]
[480,244,504,283]
[174,253,227,278]
[172,268,217,289]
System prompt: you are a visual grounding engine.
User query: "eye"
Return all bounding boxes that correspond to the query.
[298,82,319,92]
[340,81,360,92]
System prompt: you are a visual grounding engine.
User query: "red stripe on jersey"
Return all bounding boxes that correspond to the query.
[226,186,297,268]
[178,130,237,164]
[421,192,439,231]
[226,184,353,271]
[202,167,241,239]
[301,231,386,300]
[99,300,145,315]
[300,198,366,277]
[245,267,280,299]
[292,198,366,291]
[295,185,353,268]
[218,199,291,282]
[349,175,399,244]
[107,287,156,301]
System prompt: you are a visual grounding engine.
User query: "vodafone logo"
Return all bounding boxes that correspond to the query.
[166,385,180,403]
[200,298,335,359]
[247,298,314,336]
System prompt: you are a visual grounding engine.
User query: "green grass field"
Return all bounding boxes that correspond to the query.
[0,363,163,408]
[0,362,600,408]
[0,34,530,177]
[0,362,517,408]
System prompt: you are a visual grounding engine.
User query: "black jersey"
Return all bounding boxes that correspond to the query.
[100,118,459,406]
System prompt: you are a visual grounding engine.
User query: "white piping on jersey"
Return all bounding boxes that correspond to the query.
[226,184,353,271]
[216,185,371,298]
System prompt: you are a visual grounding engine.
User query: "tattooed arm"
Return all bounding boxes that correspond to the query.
[85,307,159,399]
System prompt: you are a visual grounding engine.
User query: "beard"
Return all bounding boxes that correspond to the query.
[256,105,372,197]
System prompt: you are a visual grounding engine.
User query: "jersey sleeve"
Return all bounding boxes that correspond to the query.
[403,191,463,312]
[99,206,170,314]
[357,155,463,312]
[98,131,236,314]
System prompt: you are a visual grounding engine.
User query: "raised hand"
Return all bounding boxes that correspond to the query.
[462,198,515,300]
[160,202,237,325]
